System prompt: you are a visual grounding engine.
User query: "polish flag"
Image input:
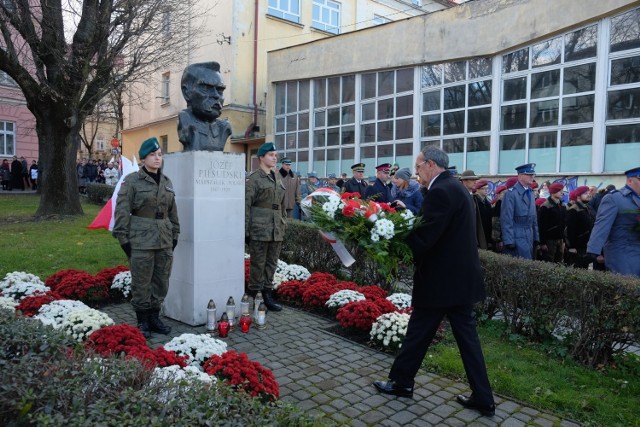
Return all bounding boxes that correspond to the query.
[87,155,138,230]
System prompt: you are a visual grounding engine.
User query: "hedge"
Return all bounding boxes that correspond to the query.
[86,183,115,204]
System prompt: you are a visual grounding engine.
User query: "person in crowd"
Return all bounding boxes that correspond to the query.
[459,170,487,249]
[530,180,540,199]
[1,159,10,190]
[278,157,301,219]
[586,167,640,277]
[95,169,106,184]
[84,159,98,184]
[447,165,459,177]
[245,142,286,311]
[77,159,88,194]
[459,170,479,194]
[29,160,38,191]
[301,171,319,199]
[473,179,493,250]
[566,186,595,268]
[104,161,119,186]
[374,145,495,417]
[492,176,519,253]
[322,173,341,193]
[389,162,400,178]
[501,163,540,260]
[364,163,392,202]
[113,137,180,338]
[390,168,423,215]
[589,184,616,213]
[539,181,551,199]
[336,172,348,190]
[537,182,566,263]
[10,156,23,190]
[20,156,29,189]
[342,163,368,196]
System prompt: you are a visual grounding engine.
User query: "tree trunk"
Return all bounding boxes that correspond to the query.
[34,107,84,217]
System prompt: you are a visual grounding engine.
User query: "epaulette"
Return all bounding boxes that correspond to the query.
[507,187,515,191]
[248,170,259,177]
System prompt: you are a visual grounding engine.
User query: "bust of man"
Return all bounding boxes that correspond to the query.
[178,61,233,151]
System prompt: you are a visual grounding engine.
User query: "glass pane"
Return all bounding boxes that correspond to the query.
[498,134,526,174]
[442,111,465,135]
[314,129,326,147]
[421,114,441,137]
[299,80,310,110]
[605,124,640,172]
[286,114,297,131]
[298,150,309,176]
[562,95,594,124]
[502,48,529,73]
[469,58,492,79]
[361,73,376,99]
[286,82,297,113]
[341,105,355,124]
[275,83,286,115]
[314,79,326,108]
[443,85,465,110]
[503,77,527,101]
[468,80,492,107]
[342,125,355,145]
[532,37,562,68]
[608,88,640,120]
[378,144,393,168]
[327,148,340,176]
[274,134,285,151]
[298,131,309,148]
[610,56,640,86]
[361,102,375,121]
[378,98,394,120]
[361,123,376,143]
[530,100,559,127]
[5,134,13,154]
[298,112,309,130]
[421,64,442,87]
[313,149,325,166]
[276,117,285,132]
[377,121,394,142]
[423,91,440,112]
[560,128,592,173]
[467,136,490,175]
[529,131,557,173]
[443,138,464,153]
[564,25,597,62]
[361,145,376,167]
[396,68,414,92]
[378,71,394,96]
[328,77,340,105]
[529,131,557,149]
[327,127,340,146]
[563,63,596,94]
[501,104,527,130]
[286,133,296,150]
[610,8,640,53]
[396,118,412,140]
[396,143,413,169]
[341,147,354,175]
[342,75,355,102]
[315,110,325,127]
[396,94,413,117]
[531,69,560,99]
[327,107,340,126]
[468,107,491,133]
[444,61,466,83]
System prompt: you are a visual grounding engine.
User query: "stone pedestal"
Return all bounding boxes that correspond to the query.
[162,151,245,326]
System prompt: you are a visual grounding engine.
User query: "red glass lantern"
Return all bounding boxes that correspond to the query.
[239,313,252,333]
[218,312,230,338]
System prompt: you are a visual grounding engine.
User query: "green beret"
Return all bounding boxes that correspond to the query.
[139,137,161,159]
[257,142,276,157]
[281,157,292,164]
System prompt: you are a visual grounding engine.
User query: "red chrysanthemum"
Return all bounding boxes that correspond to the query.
[16,291,64,317]
[335,281,359,291]
[304,272,337,288]
[336,300,383,332]
[94,265,129,289]
[45,269,87,291]
[55,271,109,305]
[375,297,399,314]
[152,346,189,368]
[275,280,305,303]
[301,283,337,309]
[357,285,389,301]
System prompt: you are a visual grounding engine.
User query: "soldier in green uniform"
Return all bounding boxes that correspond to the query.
[113,137,180,338]
[245,142,286,311]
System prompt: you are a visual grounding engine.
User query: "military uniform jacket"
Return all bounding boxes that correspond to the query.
[279,168,301,210]
[364,178,391,203]
[587,187,640,277]
[342,178,367,196]
[538,198,566,241]
[500,182,539,259]
[566,201,595,251]
[112,169,180,250]
[246,169,287,242]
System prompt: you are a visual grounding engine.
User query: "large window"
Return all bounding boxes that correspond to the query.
[499,24,597,174]
[421,58,492,174]
[0,121,15,156]
[268,0,300,24]
[274,80,311,174]
[160,72,170,104]
[312,0,340,34]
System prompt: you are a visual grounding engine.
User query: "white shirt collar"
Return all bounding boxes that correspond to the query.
[427,172,443,190]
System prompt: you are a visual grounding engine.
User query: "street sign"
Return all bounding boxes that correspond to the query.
[111,148,119,155]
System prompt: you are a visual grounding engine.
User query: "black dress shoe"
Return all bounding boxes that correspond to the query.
[456,394,495,417]
[373,380,413,398]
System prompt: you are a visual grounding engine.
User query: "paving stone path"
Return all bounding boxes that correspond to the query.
[103,304,580,427]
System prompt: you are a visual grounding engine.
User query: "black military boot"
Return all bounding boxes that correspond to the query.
[148,309,172,334]
[262,289,282,312]
[135,311,151,338]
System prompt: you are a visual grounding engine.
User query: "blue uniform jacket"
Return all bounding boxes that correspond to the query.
[500,182,539,259]
[364,178,391,203]
[586,186,640,277]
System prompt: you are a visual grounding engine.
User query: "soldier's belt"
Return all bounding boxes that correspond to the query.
[254,203,280,210]
[132,210,166,219]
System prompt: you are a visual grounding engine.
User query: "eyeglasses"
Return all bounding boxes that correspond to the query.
[415,160,427,171]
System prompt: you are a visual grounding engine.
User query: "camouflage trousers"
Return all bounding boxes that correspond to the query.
[129,248,173,311]
[248,240,282,291]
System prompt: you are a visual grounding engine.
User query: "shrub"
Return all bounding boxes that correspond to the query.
[336,300,383,333]
[86,183,115,204]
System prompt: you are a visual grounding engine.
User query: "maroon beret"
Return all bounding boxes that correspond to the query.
[568,190,577,201]
[574,186,590,198]
[495,185,507,194]
[548,182,564,194]
[505,177,518,188]
[535,197,546,207]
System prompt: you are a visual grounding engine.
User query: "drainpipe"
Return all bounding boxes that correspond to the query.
[245,0,259,138]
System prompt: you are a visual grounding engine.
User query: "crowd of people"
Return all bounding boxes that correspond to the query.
[1,156,38,191]
[76,158,120,193]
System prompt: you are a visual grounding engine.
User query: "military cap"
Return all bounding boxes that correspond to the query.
[459,170,479,180]
[447,165,458,176]
[624,166,640,178]
[257,142,276,157]
[280,157,292,164]
[351,163,366,172]
[535,197,546,207]
[375,163,392,172]
[505,176,518,188]
[327,173,337,179]
[574,185,590,198]
[307,171,318,178]
[139,137,160,160]
[515,163,536,175]
[548,182,564,194]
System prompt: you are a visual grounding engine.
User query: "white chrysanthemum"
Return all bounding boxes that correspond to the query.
[151,365,214,385]
[370,230,380,242]
[373,218,395,240]
[111,271,132,298]
[370,312,411,350]
[0,271,44,290]
[0,296,18,311]
[321,196,342,219]
[400,209,416,227]
[272,271,287,289]
[59,308,114,342]
[2,282,50,301]
[280,264,310,281]
[164,333,227,369]
[275,259,288,273]
[244,253,251,259]
[386,293,412,310]
[35,299,91,329]
[325,289,366,309]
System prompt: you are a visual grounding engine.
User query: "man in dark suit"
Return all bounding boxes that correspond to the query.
[373,145,495,417]
[342,163,368,196]
[364,163,392,202]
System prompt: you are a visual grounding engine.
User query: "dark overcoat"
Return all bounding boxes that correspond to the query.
[364,178,391,203]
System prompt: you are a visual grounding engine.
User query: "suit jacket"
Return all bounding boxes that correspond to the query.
[406,170,485,308]
[364,178,391,203]
[343,178,368,196]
